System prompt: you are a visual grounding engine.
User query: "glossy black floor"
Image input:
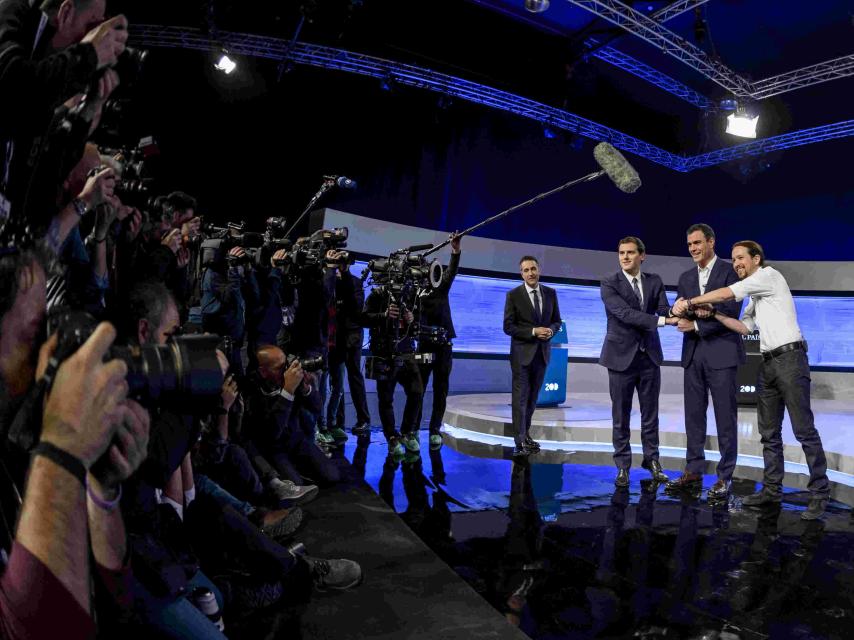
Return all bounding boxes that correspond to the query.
[336,392,854,640]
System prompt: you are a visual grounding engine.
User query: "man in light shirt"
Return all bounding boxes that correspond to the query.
[682,240,829,520]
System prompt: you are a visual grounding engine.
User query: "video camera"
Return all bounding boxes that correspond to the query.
[361,244,446,380]
[277,227,350,283]
[98,137,160,209]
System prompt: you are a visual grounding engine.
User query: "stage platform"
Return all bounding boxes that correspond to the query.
[442,392,854,505]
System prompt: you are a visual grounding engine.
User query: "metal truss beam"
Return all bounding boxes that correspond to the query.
[129,26,854,173]
[751,54,854,100]
[649,0,711,23]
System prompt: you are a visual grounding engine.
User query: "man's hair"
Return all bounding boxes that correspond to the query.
[0,246,49,321]
[164,191,197,215]
[686,223,715,240]
[618,236,646,254]
[125,280,176,344]
[40,0,97,17]
[732,240,765,266]
[519,255,539,266]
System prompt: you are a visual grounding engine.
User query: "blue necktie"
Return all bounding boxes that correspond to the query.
[532,289,542,323]
[632,277,642,306]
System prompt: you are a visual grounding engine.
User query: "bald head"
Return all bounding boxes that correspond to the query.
[256,345,286,385]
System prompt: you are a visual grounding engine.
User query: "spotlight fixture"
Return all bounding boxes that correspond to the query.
[524,0,550,13]
[214,51,236,74]
[726,106,759,139]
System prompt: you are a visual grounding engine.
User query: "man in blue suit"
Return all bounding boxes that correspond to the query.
[599,236,676,487]
[666,223,745,500]
[503,256,562,457]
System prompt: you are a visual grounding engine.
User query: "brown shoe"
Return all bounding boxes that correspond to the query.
[665,472,702,493]
[707,478,731,500]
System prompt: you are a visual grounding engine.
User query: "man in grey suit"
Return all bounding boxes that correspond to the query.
[599,236,676,487]
[503,256,562,457]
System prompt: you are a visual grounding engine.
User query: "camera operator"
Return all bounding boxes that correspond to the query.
[416,233,461,449]
[325,253,371,439]
[246,247,290,370]
[363,286,424,457]
[244,345,341,487]
[0,0,127,235]
[0,246,148,640]
[201,245,260,375]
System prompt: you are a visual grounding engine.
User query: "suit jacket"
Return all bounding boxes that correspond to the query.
[418,251,459,339]
[334,272,366,349]
[503,283,562,367]
[599,271,670,371]
[677,257,746,369]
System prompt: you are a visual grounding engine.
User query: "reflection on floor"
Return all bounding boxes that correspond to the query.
[339,395,854,640]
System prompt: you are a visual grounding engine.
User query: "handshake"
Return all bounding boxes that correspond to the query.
[665,297,716,332]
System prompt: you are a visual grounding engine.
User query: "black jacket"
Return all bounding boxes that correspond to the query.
[503,283,562,367]
[418,251,459,340]
[333,271,365,350]
[363,287,415,355]
[244,381,321,453]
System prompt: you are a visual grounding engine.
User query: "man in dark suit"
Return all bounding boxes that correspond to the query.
[666,223,745,500]
[503,256,562,456]
[417,233,461,449]
[599,236,676,487]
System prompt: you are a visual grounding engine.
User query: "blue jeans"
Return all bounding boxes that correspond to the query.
[195,473,255,518]
[134,570,226,639]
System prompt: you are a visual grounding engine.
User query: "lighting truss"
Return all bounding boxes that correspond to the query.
[567,0,854,101]
[683,120,854,170]
[590,42,713,109]
[129,26,854,173]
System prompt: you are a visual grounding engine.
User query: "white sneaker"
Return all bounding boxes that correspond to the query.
[269,478,319,505]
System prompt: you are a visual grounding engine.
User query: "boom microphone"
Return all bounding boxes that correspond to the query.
[405,243,435,252]
[593,142,642,194]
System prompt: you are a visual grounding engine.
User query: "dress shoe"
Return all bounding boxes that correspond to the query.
[614,468,629,487]
[665,472,702,493]
[801,496,828,521]
[512,444,533,457]
[643,459,669,483]
[707,478,731,500]
[352,422,371,436]
[741,489,782,507]
[523,437,541,452]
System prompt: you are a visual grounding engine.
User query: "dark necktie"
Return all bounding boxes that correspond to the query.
[632,277,642,306]
[532,289,541,323]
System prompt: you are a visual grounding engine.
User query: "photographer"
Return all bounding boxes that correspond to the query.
[325,253,371,439]
[416,233,461,449]
[0,0,127,234]
[363,286,424,457]
[201,245,260,375]
[0,247,147,640]
[244,345,341,487]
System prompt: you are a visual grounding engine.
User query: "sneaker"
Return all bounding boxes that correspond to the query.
[316,430,335,445]
[269,478,319,506]
[303,555,363,591]
[259,506,303,540]
[388,437,405,458]
[352,422,371,436]
[801,496,828,521]
[429,433,443,449]
[741,489,782,507]
[329,427,348,442]
[401,434,420,453]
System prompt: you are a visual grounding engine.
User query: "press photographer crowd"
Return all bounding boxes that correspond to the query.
[0,1,463,638]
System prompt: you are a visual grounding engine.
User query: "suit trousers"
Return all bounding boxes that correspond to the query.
[757,349,829,496]
[511,348,547,446]
[608,349,661,469]
[417,345,453,434]
[683,341,738,479]
[376,357,424,439]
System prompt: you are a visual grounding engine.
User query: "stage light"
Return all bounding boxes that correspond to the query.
[214,52,236,74]
[726,107,759,139]
[524,0,550,13]
[542,125,556,139]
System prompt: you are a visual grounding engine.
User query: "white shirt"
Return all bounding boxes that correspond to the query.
[729,266,803,352]
[697,254,717,295]
[621,270,666,327]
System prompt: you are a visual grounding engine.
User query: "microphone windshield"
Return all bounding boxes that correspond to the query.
[593,143,641,194]
[336,176,357,189]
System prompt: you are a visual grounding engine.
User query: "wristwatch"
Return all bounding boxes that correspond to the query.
[71,197,88,218]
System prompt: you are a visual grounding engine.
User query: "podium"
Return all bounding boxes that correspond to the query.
[536,321,568,407]
[737,332,762,405]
